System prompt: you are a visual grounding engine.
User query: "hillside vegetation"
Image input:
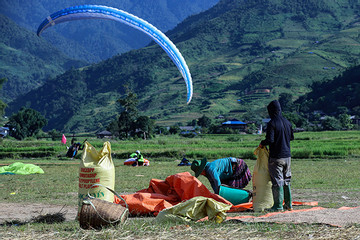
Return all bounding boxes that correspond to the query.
[0,0,219,62]
[6,0,360,132]
[0,0,219,103]
[0,14,85,102]
[296,65,360,115]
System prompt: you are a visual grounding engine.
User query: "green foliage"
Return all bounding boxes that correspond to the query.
[117,90,139,115]
[246,123,258,134]
[0,15,85,102]
[279,93,294,112]
[47,129,62,141]
[115,90,155,140]
[0,130,360,160]
[321,116,341,131]
[169,126,181,135]
[297,65,360,116]
[0,130,360,238]
[5,0,360,132]
[338,114,353,130]
[107,119,119,136]
[283,112,307,128]
[8,107,47,140]
[197,115,212,128]
[118,112,135,139]
[155,126,169,135]
[117,90,139,139]
[135,116,155,140]
[0,78,6,116]
[1,0,219,63]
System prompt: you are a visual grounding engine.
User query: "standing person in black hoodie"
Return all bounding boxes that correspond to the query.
[260,100,294,211]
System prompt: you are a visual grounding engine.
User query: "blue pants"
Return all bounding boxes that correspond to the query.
[268,157,291,187]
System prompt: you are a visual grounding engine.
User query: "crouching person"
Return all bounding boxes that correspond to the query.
[191,157,252,194]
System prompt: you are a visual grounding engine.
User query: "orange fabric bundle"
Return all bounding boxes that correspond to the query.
[114,172,318,216]
[114,172,232,215]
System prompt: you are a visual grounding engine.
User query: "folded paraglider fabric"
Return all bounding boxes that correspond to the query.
[0,162,44,175]
[114,172,232,215]
[114,172,317,216]
[156,196,231,223]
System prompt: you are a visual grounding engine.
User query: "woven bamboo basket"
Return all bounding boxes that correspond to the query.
[79,184,129,230]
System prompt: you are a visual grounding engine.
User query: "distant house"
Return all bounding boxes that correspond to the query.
[351,116,360,126]
[96,130,112,139]
[0,127,9,138]
[180,126,201,135]
[245,88,271,95]
[215,115,225,119]
[222,119,247,130]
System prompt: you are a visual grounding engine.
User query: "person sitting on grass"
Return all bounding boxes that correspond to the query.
[130,150,144,167]
[66,139,85,160]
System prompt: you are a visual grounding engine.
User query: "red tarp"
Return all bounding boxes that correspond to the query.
[114,172,318,216]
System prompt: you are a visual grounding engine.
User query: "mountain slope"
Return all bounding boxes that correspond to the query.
[6,0,360,131]
[0,0,219,62]
[296,65,360,115]
[0,14,85,102]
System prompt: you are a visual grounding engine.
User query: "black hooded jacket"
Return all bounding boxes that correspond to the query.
[261,100,294,158]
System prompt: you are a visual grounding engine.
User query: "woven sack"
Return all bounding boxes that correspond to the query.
[252,146,273,212]
[79,184,129,230]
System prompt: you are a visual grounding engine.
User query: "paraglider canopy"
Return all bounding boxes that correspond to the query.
[37,5,193,104]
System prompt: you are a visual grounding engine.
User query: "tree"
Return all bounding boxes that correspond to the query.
[8,107,47,140]
[198,115,212,128]
[0,78,7,117]
[338,113,353,130]
[169,125,180,134]
[337,106,348,115]
[118,111,134,139]
[321,116,341,131]
[283,112,307,128]
[155,126,169,135]
[279,93,293,112]
[48,129,61,141]
[117,89,139,139]
[246,123,258,134]
[188,119,198,126]
[353,106,360,117]
[135,116,155,139]
[117,90,139,116]
[107,119,119,136]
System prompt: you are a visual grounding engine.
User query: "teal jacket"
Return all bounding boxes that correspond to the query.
[204,157,237,194]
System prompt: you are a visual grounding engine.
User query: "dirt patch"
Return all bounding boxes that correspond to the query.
[228,207,360,227]
[1,201,360,228]
[292,189,360,207]
[1,189,360,227]
[0,203,77,225]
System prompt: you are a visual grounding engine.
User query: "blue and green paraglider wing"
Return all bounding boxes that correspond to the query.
[37,5,193,104]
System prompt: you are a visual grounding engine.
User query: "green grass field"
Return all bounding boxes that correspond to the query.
[1,131,360,239]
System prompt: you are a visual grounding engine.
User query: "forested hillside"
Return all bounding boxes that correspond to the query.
[6,0,360,132]
[0,0,219,62]
[0,14,85,102]
[296,65,360,115]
